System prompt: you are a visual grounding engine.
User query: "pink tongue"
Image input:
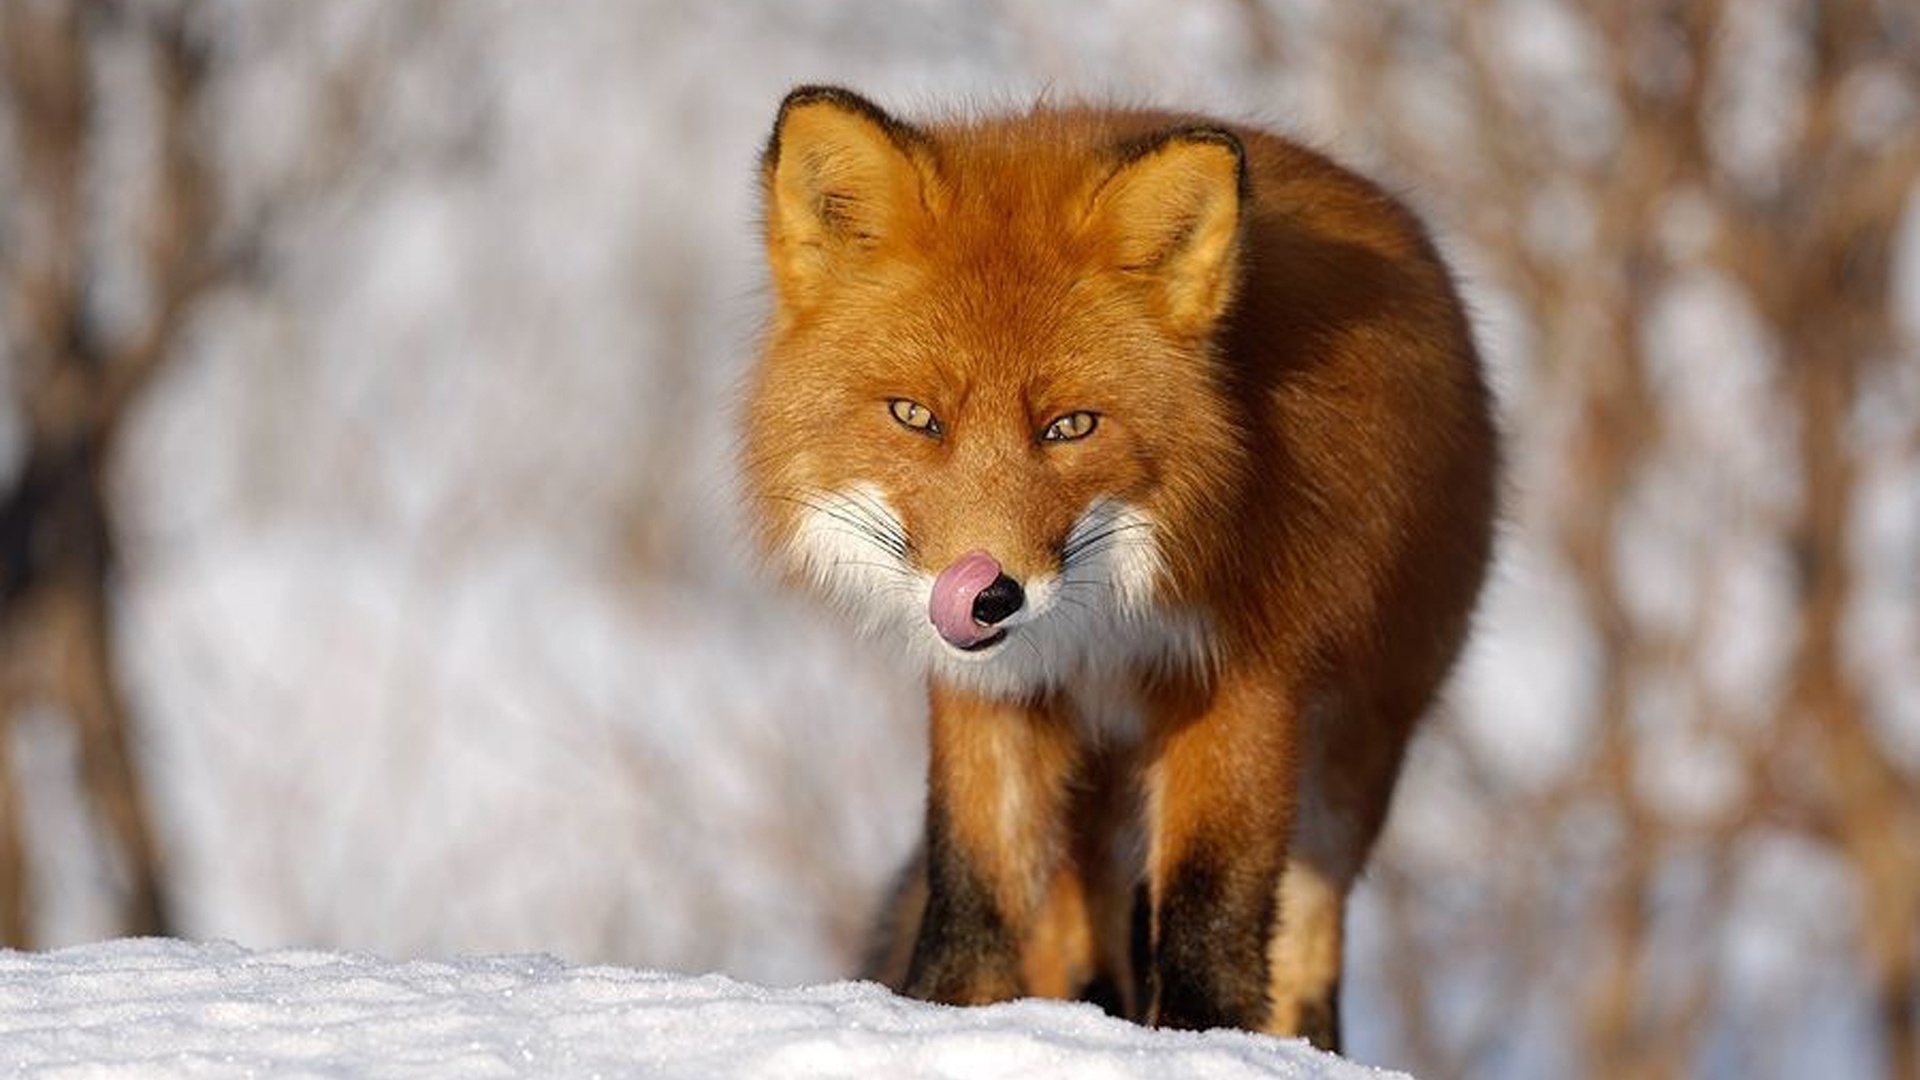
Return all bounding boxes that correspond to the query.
[930,551,1003,647]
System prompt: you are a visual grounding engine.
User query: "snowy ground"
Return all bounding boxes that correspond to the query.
[0,940,1397,1080]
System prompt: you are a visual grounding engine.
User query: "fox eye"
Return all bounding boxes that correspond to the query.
[1042,411,1098,442]
[888,398,941,435]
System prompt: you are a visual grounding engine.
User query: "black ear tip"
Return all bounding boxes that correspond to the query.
[780,84,878,117]
[1115,125,1250,198]
[765,85,924,173]
[1181,127,1246,164]
[1183,128,1250,198]
[773,85,900,140]
[768,86,873,173]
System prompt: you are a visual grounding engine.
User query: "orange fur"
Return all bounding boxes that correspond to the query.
[742,87,1497,1046]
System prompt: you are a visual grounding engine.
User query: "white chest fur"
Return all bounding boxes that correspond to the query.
[1063,671,1151,747]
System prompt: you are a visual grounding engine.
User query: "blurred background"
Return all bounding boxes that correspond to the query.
[1,1,1915,1077]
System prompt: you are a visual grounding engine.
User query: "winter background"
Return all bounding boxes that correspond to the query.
[1,2,1916,1078]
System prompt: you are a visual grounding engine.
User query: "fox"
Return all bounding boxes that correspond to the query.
[741,85,1497,1050]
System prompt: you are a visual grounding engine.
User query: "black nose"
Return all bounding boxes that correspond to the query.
[971,574,1025,626]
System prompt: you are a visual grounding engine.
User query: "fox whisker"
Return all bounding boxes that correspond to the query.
[835,486,916,556]
[770,491,911,561]
[1061,521,1154,566]
[799,486,913,558]
[831,557,917,579]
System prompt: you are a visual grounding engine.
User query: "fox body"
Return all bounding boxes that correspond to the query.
[743,87,1496,1047]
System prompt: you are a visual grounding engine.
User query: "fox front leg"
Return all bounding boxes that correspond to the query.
[903,683,1079,1005]
[1143,672,1297,1032]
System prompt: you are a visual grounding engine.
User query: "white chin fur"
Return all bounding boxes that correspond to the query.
[783,484,1209,700]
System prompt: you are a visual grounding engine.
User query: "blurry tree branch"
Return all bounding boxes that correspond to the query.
[0,0,226,945]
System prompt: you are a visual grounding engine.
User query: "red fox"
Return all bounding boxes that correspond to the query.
[742,86,1497,1050]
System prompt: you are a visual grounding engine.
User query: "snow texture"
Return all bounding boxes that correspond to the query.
[0,939,1399,1080]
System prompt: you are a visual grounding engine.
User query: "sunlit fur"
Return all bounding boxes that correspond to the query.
[782,483,1207,701]
[740,87,1498,1044]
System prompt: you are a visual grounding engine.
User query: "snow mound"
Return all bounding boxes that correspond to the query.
[0,939,1400,1079]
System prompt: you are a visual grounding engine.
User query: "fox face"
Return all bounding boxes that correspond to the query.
[744,90,1250,698]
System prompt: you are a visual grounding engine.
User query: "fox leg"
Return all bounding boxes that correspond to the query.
[859,841,927,989]
[1072,747,1149,1019]
[878,842,1106,1005]
[1266,857,1346,1050]
[1266,756,1361,1051]
[1265,691,1421,1050]
[1027,745,1144,1014]
[1020,862,1096,999]
[903,683,1079,1005]
[1142,673,1298,1031]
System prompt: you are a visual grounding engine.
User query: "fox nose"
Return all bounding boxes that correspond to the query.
[970,574,1025,626]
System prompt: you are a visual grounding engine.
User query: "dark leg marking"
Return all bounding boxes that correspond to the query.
[1078,972,1126,1018]
[1293,982,1342,1054]
[902,811,1023,1003]
[1151,852,1276,1031]
[1129,882,1152,1020]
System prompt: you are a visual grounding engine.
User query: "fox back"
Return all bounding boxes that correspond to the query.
[742,87,1496,1049]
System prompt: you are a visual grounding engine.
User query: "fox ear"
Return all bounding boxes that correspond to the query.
[1086,127,1247,335]
[762,86,933,306]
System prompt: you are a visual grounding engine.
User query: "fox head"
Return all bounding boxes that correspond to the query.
[743,86,1249,698]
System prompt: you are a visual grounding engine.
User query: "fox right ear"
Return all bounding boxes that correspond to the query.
[1086,127,1247,338]
[762,86,933,307]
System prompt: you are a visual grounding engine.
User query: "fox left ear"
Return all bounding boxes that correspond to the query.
[1086,127,1247,336]
[761,86,935,310]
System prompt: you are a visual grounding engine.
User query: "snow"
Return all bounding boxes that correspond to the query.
[0,939,1398,1080]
